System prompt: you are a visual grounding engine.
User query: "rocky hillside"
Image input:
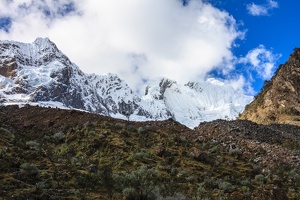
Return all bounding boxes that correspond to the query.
[240,48,300,126]
[1,105,300,199]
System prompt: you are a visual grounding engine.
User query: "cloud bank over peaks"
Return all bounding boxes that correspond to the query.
[247,0,279,16]
[0,0,279,96]
[0,0,244,92]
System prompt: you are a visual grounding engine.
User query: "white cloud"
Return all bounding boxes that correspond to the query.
[268,0,279,8]
[0,0,243,93]
[224,75,249,93]
[240,45,280,80]
[247,0,278,16]
[247,4,268,16]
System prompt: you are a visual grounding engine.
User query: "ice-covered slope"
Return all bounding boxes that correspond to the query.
[133,78,253,128]
[0,38,252,128]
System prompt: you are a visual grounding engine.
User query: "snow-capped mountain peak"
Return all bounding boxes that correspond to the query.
[0,38,253,128]
[135,77,252,128]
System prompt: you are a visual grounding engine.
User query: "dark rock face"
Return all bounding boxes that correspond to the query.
[118,100,138,116]
[186,82,203,92]
[144,78,175,100]
[240,48,300,126]
[158,78,175,100]
[0,58,18,78]
[87,74,140,116]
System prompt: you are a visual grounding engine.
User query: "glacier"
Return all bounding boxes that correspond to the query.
[132,77,252,128]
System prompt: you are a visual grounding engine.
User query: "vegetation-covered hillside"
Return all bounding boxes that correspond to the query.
[0,105,300,199]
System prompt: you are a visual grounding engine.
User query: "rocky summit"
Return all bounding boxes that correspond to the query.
[240,48,300,126]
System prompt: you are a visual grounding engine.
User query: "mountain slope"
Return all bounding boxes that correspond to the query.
[0,38,252,127]
[1,105,299,199]
[240,48,300,126]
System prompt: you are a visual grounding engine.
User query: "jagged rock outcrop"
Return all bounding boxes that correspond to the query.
[240,48,300,126]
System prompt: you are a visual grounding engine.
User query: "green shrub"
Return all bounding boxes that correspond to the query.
[179,136,188,143]
[53,131,65,140]
[132,152,150,160]
[26,141,40,150]
[255,174,266,184]
[196,184,207,199]
[240,179,251,187]
[122,187,136,199]
[218,181,233,192]
[102,121,112,127]
[127,125,137,132]
[137,126,147,134]
[115,123,126,130]
[289,169,300,184]
[84,121,94,128]
[0,127,15,140]
[20,163,40,177]
[209,145,219,153]
[88,130,96,136]
[145,125,157,132]
[229,148,242,157]
[0,146,8,157]
[36,180,51,189]
[203,178,217,189]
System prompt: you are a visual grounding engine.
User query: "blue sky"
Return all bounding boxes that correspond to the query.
[0,0,299,95]
[207,0,300,92]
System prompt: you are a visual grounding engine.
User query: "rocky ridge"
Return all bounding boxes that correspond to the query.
[240,48,300,126]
